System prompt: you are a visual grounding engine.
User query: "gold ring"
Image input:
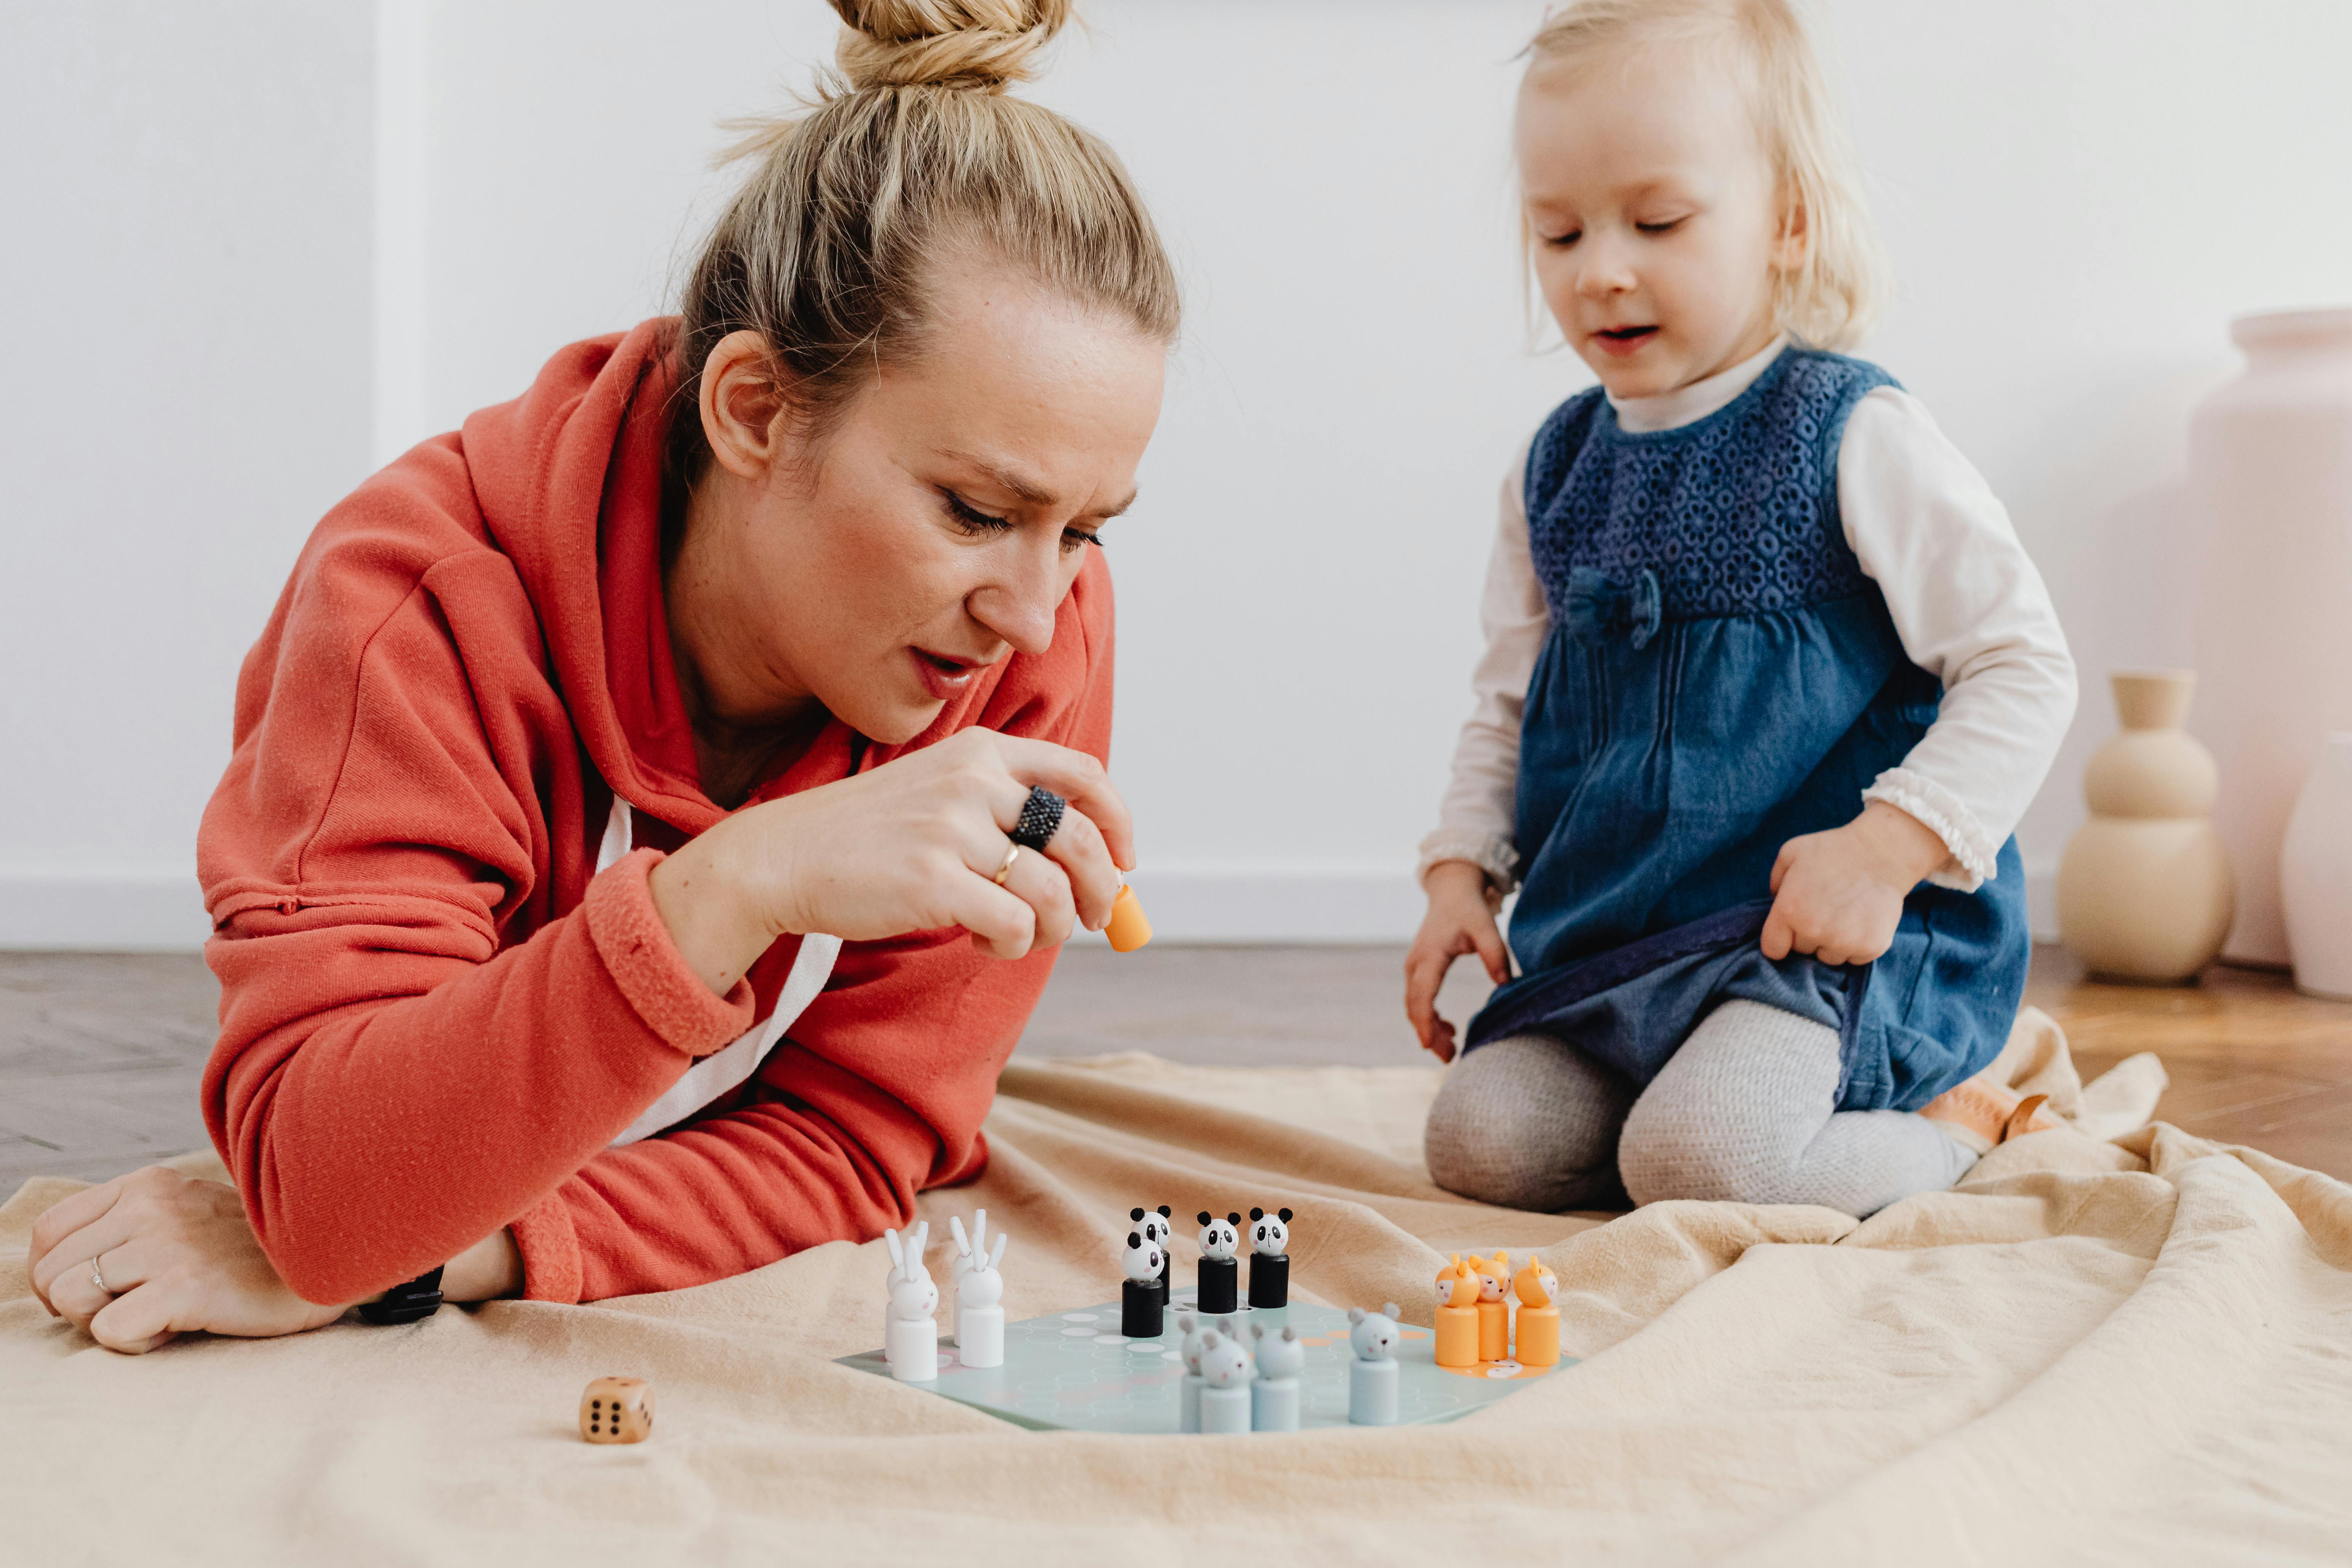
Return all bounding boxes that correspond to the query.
[993,842,1021,886]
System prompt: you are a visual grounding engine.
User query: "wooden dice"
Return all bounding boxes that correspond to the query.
[580,1376,652,1444]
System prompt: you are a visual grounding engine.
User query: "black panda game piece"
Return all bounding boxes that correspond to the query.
[1247,1206,1293,1310]
[1120,1228,1166,1338]
[1195,1211,1241,1315]
[1131,1205,1174,1305]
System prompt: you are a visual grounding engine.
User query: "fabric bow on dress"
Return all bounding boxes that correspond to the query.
[1564,566,1663,650]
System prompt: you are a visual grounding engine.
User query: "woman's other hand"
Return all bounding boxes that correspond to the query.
[1761,800,1954,968]
[1405,860,1512,1063]
[25,1167,350,1354]
[651,726,1134,993]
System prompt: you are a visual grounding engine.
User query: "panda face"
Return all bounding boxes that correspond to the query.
[1248,1207,1290,1256]
[1121,1230,1164,1283]
[1196,1213,1240,1261]
[1132,1206,1172,1249]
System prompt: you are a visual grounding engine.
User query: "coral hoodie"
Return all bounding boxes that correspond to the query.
[198,321,1112,1306]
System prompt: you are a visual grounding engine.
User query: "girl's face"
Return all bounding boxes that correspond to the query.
[1516,42,1799,401]
[677,266,1166,748]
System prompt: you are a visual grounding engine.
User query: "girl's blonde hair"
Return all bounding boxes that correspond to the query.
[1527,0,1890,350]
[668,0,1179,486]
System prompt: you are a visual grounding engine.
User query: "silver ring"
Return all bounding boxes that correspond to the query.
[91,1254,111,1296]
[992,842,1021,887]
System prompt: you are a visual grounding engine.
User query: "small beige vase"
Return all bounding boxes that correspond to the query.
[2058,671,2236,984]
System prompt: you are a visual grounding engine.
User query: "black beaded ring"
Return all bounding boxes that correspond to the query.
[1010,786,1066,851]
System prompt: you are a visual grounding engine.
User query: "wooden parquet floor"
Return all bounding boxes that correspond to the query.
[4,945,2349,1194]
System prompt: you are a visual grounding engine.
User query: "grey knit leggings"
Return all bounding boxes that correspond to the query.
[1423,1000,1975,1218]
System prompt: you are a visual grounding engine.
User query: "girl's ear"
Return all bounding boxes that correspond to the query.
[1771,182,1811,274]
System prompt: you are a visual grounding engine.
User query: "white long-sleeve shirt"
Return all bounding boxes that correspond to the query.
[1420,337,2077,895]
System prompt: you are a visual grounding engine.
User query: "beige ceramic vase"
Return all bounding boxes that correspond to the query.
[2058,671,2235,984]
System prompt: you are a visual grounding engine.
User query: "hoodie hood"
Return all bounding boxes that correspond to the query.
[459,320,719,831]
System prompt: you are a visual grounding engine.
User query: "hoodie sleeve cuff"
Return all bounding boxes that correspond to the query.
[509,1192,582,1304]
[583,847,755,1057]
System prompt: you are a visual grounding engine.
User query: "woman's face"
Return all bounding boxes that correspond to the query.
[681,266,1167,748]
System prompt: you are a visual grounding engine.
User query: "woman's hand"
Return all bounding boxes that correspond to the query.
[1760,801,1953,968]
[652,727,1134,993]
[1405,860,1512,1063]
[25,1167,350,1355]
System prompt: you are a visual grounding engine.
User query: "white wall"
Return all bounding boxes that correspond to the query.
[6,1,2350,948]
[0,3,374,947]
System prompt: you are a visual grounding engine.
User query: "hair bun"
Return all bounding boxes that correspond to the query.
[828,0,1073,92]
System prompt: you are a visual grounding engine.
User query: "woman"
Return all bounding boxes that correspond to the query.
[27,0,1178,1352]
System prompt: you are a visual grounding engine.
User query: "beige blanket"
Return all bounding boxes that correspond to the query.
[5,1010,2349,1564]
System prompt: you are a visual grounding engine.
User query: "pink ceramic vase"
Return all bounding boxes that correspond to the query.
[2189,306,2352,966]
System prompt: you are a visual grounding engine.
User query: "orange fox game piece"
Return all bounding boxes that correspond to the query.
[1434,1255,1483,1369]
[1512,1258,1561,1368]
[1470,1252,1511,1363]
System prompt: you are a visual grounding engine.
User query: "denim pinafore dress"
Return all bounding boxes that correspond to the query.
[1462,349,2029,1112]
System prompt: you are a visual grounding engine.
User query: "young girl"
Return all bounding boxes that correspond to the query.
[1407,0,2075,1218]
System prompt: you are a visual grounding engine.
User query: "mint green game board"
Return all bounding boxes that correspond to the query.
[839,1289,1572,1434]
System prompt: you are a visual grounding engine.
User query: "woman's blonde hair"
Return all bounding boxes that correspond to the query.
[668,0,1179,486]
[1526,0,1890,350]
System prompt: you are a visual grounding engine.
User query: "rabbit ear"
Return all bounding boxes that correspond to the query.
[910,1221,928,1263]
[971,1209,987,1252]
[884,1228,905,1271]
[949,1215,971,1258]
[988,1232,1007,1271]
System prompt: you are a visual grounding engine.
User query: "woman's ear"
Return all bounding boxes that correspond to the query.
[699,329,789,480]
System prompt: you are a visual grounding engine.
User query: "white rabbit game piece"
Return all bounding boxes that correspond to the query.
[882,1223,940,1383]
[948,1210,1009,1368]
[1195,1328,1253,1434]
[1175,1311,1210,1432]
[1346,1303,1403,1426]
[1249,1322,1306,1432]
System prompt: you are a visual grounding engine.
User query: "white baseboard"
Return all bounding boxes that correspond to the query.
[1076,865,1427,945]
[0,860,2066,952]
[0,870,211,952]
[2025,858,2059,945]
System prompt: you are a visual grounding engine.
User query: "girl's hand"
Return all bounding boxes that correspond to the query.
[26,1167,350,1354]
[1760,801,1953,968]
[651,727,1134,994]
[1405,860,1511,1063]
